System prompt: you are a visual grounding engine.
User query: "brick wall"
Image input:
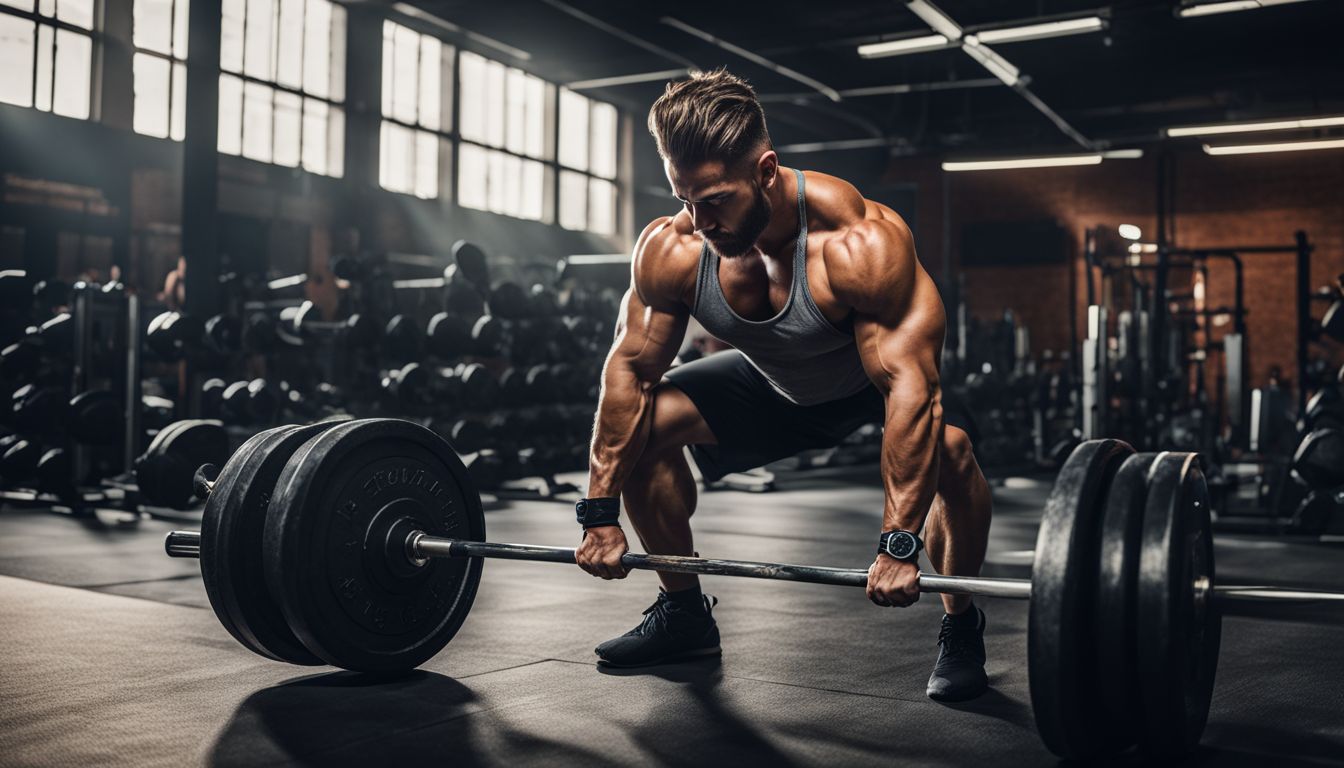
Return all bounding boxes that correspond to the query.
[885,145,1344,391]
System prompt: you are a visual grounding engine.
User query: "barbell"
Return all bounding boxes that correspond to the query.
[164,418,1344,760]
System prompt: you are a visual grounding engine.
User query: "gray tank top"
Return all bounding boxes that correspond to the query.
[690,169,872,406]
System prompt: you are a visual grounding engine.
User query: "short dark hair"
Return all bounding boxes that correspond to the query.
[647,68,772,169]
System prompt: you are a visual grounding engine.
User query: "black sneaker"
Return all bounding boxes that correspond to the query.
[594,591,721,667]
[926,606,988,702]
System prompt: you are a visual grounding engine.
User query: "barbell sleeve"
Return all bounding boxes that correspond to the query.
[165,530,201,558]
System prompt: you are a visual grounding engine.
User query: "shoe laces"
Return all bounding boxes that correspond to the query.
[937,612,980,659]
[637,592,716,635]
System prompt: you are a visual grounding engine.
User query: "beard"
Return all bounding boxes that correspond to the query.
[705,184,772,259]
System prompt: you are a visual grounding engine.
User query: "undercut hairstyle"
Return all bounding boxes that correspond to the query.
[648,68,772,170]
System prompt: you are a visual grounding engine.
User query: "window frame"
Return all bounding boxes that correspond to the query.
[216,0,347,177]
[0,0,100,120]
[130,0,189,141]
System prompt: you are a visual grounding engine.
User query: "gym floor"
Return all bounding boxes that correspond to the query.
[2,469,1342,767]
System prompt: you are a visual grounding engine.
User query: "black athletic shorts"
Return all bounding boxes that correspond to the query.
[663,349,975,483]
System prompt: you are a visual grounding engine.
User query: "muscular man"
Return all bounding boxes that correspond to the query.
[575,70,994,702]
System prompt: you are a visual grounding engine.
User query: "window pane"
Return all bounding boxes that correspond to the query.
[220,0,244,72]
[243,0,274,81]
[391,23,416,124]
[458,51,485,144]
[173,0,189,58]
[134,0,173,55]
[170,61,186,140]
[273,90,301,167]
[133,52,170,138]
[457,142,487,211]
[484,59,504,147]
[34,23,51,111]
[242,80,273,162]
[558,170,587,230]
[303,0,331,99]
[218,73,243,154]
[57,0,93,29]
[0,16,34,108]
[380,21,393,116]
[418,35,440,131]
[590,101,618,179]
[524,75,545,158]
[558,88,588,170]
[505,68,525,154]
[326,106,343,177]
[487,150,507,214]
[52,30,90,119]
[275,0,303,88]
[327,4,345,101]
[589,177,616,235]
[302,98,329,175]
[414,130,437,199]
[521,160,544,221]
[380,120,410,193]
[0,1,34,11]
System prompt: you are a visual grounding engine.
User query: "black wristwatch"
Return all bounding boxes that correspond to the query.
[878,530,923,562]
[575,497,621,529]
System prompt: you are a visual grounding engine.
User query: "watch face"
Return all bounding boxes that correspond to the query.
[888,532,917,559]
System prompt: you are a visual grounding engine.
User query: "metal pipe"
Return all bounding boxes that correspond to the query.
[165,530,201,558]
[415,536,1034,599]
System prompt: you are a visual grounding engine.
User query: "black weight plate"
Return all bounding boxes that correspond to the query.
[1093,452,1160,751]
[1136,452,1221,757]
[1029,438,1135,760]
[263,418,485,673]
[201,422,341,665]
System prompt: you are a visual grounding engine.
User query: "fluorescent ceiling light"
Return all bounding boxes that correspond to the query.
[1167,115,1344,136]
[906,0,963,40]
[857,34,952,58]
[942,153,1102,171]
[1178,0,1315,17]
[1118,224,1142,241]
[974,16,1105,44]
[1102,148,1144,159]
[961,37,1020,86]
[1203,138,1344,155]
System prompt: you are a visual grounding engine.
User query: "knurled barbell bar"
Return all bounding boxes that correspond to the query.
[162,419,1344,760]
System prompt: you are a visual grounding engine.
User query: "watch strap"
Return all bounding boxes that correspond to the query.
[575,497,621,528]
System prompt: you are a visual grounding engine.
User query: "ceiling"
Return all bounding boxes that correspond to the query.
[399,0,1344,158]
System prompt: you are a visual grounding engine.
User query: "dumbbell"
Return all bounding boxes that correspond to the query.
[203,314,241,356]
[35,447,72,497]
[67,390,122,445]
[489,282,531,320]
[10,384,67,434]
[219,379,281,425]
[134,419,229,509]
[383,314,423,364]
[0,435,43,482]
[278,301,382,349]
[146,311,204,361]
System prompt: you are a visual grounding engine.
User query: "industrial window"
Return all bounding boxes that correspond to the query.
[217,0,345,177]
[557,88,618,235]
[379,20,453,200]
[0,0,95,120]
[132,0,188,140]
[456,49,550,221]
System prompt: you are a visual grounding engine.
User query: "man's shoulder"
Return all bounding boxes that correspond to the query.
[818,207,917,315]
[632,213,701,308]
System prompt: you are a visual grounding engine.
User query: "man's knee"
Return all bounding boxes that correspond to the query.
[645,381,713,456]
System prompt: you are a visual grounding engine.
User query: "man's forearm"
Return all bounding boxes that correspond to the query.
[879,381,943,534]
[586,364,655,499]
